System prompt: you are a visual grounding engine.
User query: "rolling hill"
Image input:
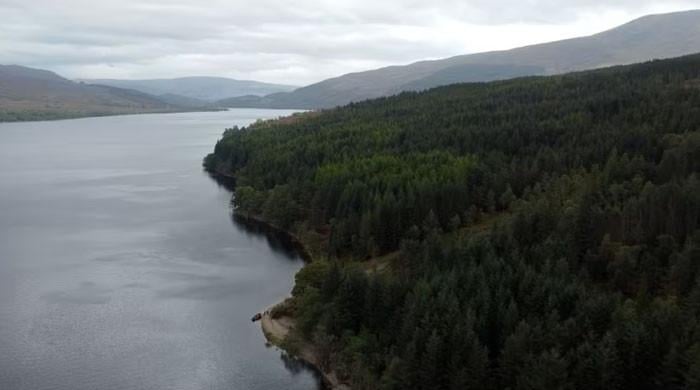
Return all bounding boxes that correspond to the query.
[80,77,298,102]
[220,9,700,109]
[0,65,191,122]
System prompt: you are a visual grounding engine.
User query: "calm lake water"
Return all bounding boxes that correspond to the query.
[0,110,321,390]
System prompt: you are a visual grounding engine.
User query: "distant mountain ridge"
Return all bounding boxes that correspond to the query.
[80,77,298,102]
[0,65,194,122]
[220,9,700,109]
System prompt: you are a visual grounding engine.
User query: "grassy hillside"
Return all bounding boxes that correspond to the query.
[206,54,700,389]
[0,65,187,122]
[221,10,700,109]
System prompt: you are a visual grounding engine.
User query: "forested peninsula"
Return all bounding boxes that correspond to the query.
[206,54,700,390]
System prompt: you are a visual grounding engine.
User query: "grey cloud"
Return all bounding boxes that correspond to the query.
[1,0,699,84]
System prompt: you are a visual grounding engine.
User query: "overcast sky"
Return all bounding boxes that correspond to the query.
[1,1,699,85]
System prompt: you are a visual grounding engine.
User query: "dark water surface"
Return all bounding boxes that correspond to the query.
[0,110,321,390]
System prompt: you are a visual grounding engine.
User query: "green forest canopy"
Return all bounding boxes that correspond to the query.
[206,54,700,389]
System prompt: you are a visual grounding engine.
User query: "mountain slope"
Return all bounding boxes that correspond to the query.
[0,65,186,122]
[155,93,211,108]
[222,9,700,109]
[81,77,298,102]
[206,53,700,389]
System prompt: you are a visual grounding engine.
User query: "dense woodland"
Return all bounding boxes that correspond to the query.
[0,109,171,123]
[0,110,89,122]
[206,54,700,389]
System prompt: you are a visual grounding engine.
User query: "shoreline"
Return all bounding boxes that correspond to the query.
[0,107,225,124]
[236,212,349,389]
[207,169,350,389]
[231,212,313,262]
[207,169,309,259]
[260,311,349,390]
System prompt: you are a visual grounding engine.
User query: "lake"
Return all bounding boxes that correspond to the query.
[0,110,321,390]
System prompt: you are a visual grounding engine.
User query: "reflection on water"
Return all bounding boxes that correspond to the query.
[231,214,306,261]
[280,353,325,381]
[207,172,237,192]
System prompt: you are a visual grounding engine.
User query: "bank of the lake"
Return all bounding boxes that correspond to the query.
[0,107,225,124]
[227,207,351,390]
